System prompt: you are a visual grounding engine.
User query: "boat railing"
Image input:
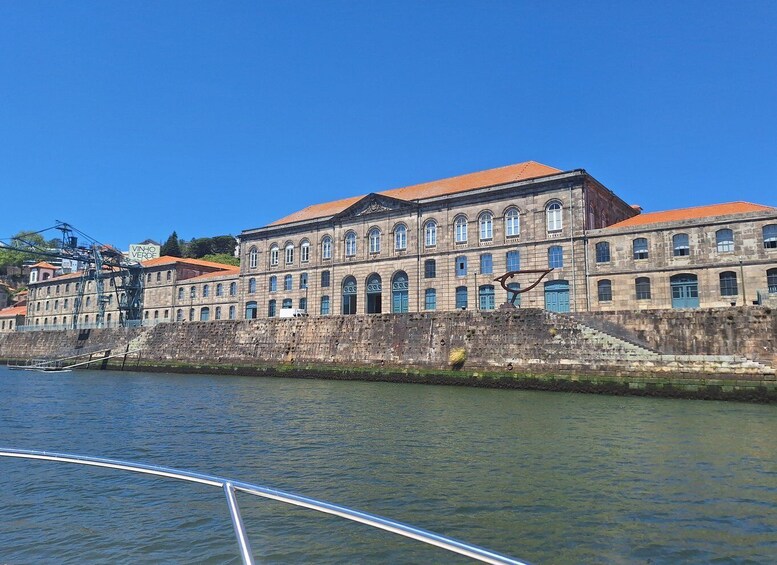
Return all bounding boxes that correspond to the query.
[0,448,528,565]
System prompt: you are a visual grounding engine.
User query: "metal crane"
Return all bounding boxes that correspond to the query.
[6,222,144,328]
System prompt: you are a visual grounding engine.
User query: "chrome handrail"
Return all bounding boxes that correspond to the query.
[0,448,528,565]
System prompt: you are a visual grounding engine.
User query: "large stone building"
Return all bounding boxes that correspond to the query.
[14,160,777,331]
[239,160,777,317]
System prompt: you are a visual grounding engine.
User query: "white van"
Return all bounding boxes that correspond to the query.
[279,308,308,318]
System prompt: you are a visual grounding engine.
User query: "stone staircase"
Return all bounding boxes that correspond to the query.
[533,311,776,378]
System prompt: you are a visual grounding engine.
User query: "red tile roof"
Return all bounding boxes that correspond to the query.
[0,305,26,318]
[186,268,240,282]
[269,161,563,226]
[608,202,776,229]
[141,256,238,270]
[31,262,57,269]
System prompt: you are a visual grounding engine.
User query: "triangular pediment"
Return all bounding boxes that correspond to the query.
[333,193,418,221]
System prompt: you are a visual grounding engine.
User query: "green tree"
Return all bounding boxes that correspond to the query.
[160,231,182,257]
[201,253,239,266]
[0,231,48,267]
[185,237,214,259]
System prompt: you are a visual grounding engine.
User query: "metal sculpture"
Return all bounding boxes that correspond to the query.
[493,269,554,306]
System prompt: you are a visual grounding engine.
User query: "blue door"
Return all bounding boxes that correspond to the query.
[671,274,699,308]
[544,280,570,312]
[392,271,409,313]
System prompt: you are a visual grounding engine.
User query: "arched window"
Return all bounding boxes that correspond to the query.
[394,224,407,250]
[176,309,183,322]
[269,276,277,292]
[546,201,563,232]
[248,278,256,293]
[320,295,330,315]
[369,228,381,254]
[283,274,292,291]
[366,273,382,314]
[673,233,690,256]
[345,232,357,257]
[245,301,258,319]
[342,276,357,314]
[229,305,236,319]
[767,268,777,293]
[635,277,651,300]
[321,270,330,287]
[190,286,196,299]
[479,212,493,241]
[229,282,237,296]
[424,289,437,311]
[455,256,467,277]
[454,216,468,243]
[285,243,294,265]
[633,238,649,260]
[268,300,276,317]
[595,242,611,263]
[203,284,210,298]
[167,270,172,281]
[716,229,734,253]
[478,285,495,310]
[719,271,738,296]
[762,225,777,249]
[322,236,332,259]
[505,208,520,237]
[216,283,223,296]
[479,253,493,274]
[188,308,194,321]
[548,246,563,268]
[215,306,221,320]
[300,240,310,263]
[249,247,258,269]
[597,280,612,302]
[200,307,210,321]
[424,221,437,247]
[269,245,279,266]
[392,271,409,313]
[282,298,292,309]
[506,282,521,307]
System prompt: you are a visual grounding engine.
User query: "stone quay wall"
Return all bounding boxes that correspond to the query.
[575,306,777,368]
[1,308,775,401]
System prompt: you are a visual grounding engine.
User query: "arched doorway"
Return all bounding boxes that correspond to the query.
[366,273,382,314]
[544,280,570,312]
[670,274,699,308]
[392,271,409,313]
[342,276,357,315]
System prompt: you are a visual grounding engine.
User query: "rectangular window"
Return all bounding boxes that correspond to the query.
[456,256,467,277]
[635,278,651,300]
[595,242,610,263]
[320,295,330,315]
[506,251,520,272]
[424,289,436,310]
[455,286,468,309]
[321,270,330,288]
[479,253,493,274]
[548,246,563,269]
[300,273,308,289]
[424,260,436,279]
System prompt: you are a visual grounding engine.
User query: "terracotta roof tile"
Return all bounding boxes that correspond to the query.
[31,262,57,269]
[608,201,776,229]
[0,305,26,317]
[269,161,563,226]
[186,268,240,282]
[141,256,237,270]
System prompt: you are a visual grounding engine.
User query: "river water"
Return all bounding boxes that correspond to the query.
[0,366,775,564]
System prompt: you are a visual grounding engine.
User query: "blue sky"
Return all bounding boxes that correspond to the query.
[1,1,775,250]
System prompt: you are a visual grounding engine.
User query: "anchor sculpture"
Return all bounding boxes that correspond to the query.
[493,268,554,306]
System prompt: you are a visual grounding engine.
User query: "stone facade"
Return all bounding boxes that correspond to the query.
[238,166,636,319]
[586,208,777,310]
